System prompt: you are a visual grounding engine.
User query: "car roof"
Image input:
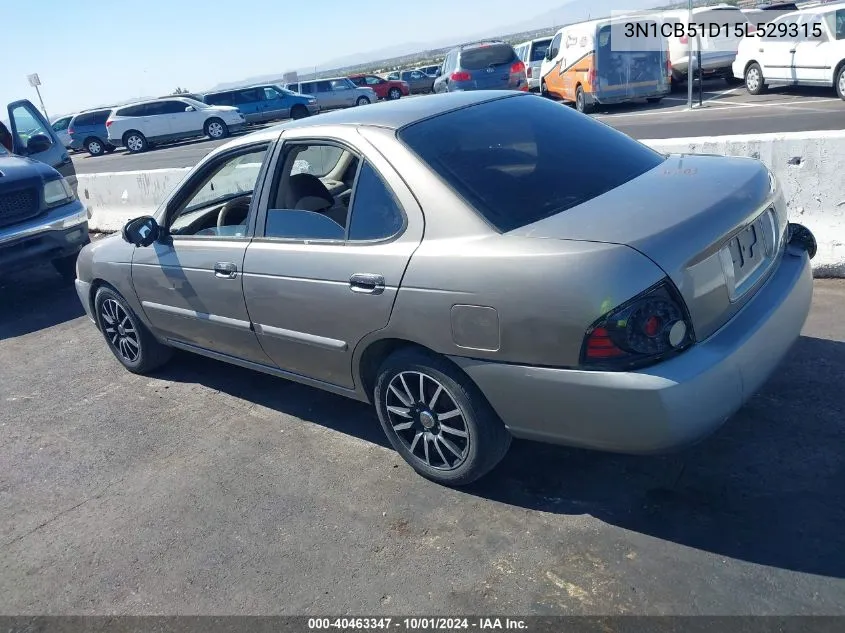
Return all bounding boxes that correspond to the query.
[458,39,511,51]
[217,91,524,149]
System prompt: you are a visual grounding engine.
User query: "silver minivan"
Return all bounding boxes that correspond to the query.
[284,77,377,111]
[514,37,553,92]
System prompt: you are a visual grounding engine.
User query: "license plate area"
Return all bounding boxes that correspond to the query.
[719,208,778,302]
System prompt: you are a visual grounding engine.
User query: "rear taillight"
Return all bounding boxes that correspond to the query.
[588,67,597,86]
[510,60,526,75]
[68,127,75,135]
[581,280,695,370]
[526,67,533,78]
[105,120,113,128]
[450,71,471,81]
[680,35,688,44]
[666,51,673,77]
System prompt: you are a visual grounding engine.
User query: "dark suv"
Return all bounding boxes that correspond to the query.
[69,108,116,156]
[1,100,89,282]
[433,41,528,93]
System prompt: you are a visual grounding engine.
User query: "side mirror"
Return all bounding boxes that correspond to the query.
[185,106,195,112]
[545,49,553,60]
[122,216,160,247]
[26,133,53,154]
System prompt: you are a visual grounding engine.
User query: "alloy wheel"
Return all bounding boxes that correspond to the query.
[127,135,143,152]
[88,140,102,154]
[839,71,845,97]
[385,371,470,471]
[101,298,140,363]
[208,121,224,138]
[746,68,760,92]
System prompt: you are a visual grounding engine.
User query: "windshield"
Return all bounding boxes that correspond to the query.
[398,95,665,232]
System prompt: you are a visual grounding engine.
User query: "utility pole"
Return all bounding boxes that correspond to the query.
[27,74,49,121]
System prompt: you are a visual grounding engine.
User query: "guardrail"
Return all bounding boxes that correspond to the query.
[77,130,844,277]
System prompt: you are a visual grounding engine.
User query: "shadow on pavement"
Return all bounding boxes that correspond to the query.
[0,264,84,340]
[151,333,844,579]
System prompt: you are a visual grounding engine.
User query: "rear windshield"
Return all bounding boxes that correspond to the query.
[459,44,517,70]
[530,41,551,62]
[397,95,665,233]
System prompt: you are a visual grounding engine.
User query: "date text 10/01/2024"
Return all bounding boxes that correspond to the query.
[307,618,528,630]
[623,20,824,40]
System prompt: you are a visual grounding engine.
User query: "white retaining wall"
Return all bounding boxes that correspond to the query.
[78,130,845,276]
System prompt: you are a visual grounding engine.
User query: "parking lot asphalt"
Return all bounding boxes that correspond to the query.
[1,261,844,615]
[71,82,844,175]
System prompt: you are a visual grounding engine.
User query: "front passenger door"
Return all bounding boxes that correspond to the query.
[7,100,75,188]
[131,141,276,365]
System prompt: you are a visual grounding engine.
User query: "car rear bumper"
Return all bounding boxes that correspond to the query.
[0,201,90,272]
[450,244,814,454]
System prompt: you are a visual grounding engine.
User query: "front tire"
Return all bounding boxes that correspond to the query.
[356,96,371,106]
[205,118,229,140]
[94,286,173,374]
[290,104,309,120]
[52,253,79,283]
[123,131,148,153]
[374,348,512,487]
[745,62,767,95]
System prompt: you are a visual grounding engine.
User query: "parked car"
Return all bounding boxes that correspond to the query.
[416,64,442,76]
[540,17,671,112]
[348,74,410,100]
[514,36,553,92]
[203,84,319,123]
[74,91,817,486]
[158,93,207,103]
[386,69,435,94]
[283,77,377,111]
[1,100,88,282]
[68,108,117,156]
[105,97,246,154]
[50,115,74,150]
[660,4,750,87]
[433,40,528,94]
[734,3,845,100]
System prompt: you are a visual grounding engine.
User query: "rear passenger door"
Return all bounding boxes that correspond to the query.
[241,131,424,390]
[232,88,264,124]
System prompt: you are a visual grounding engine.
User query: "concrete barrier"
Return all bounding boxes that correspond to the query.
[78,130,844,276]
[642,130,845,277]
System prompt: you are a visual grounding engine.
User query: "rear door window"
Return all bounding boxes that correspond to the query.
[460,44,517,69]
[397,95,665,233]
[74,113,94,127]
[92,110,111,125]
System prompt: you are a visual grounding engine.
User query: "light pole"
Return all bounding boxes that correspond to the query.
[27,73,49,121]
[686,0,693,109]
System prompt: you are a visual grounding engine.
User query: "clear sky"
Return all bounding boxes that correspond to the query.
[4,0,570,119]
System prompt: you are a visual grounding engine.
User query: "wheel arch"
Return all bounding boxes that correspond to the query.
[833,58,845,87]
[355,337,471,405]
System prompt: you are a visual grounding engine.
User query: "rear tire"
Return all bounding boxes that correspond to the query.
[646,97,663,104]
[123,131,148,153]
[575,85,593,113]
[94,286,173,374]
[388,88,402,100]
[205,117,229,140]
[745,62,767,95]
[373,348,512,487]
[85,138,105,156]
[836,64,845,100]
[356,96,371,106]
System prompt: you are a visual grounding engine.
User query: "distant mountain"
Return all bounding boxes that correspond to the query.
[204,0,687,92]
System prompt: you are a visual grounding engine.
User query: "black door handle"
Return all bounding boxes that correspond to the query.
[214,261,238,279]
[349,273,385,295]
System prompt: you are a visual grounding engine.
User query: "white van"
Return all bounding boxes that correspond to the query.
[539,16,671,112]
[733,2,845,99]
[660,4,750,86]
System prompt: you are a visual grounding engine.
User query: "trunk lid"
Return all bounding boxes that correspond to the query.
[509,153,788,341]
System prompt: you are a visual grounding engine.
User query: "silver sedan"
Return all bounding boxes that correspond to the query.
[74,91,818,486]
